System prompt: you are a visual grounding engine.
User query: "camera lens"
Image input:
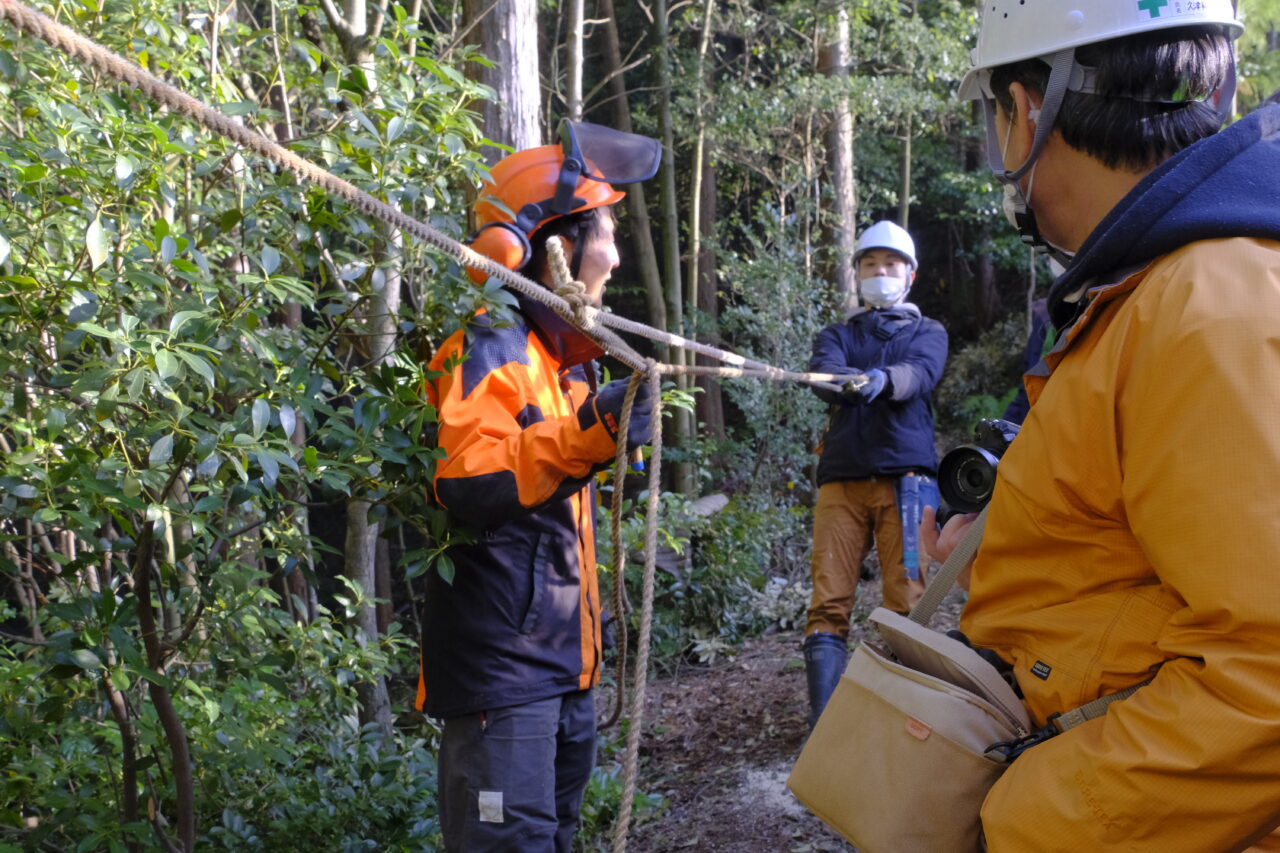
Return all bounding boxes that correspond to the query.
[937,445,1001,514]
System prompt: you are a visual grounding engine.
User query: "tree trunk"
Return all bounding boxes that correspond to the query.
[599,0,668,360]
[820,7,857,311]
[463,0,543,167]
[565,0,584,121]
[653,0,694,495]
[695,160,724,440]
[345,503,394,736]
[319,0,398,737]
[898,117,912,229]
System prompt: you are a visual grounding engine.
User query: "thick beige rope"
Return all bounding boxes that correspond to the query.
[610,368,662,853]
[601,370,645,731]
[546,236,598,331]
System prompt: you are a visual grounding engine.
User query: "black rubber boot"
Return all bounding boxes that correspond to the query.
[803,632,849,728]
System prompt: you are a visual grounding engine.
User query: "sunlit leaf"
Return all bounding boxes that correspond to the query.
[86,215,109,270]
[0,232,9,267]
[280,402,296,438]
[155,350,180,379]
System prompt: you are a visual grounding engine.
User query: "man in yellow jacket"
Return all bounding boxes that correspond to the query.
[926,2,1280,850]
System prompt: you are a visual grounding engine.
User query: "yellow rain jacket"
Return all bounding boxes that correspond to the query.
[964,234,1280,851]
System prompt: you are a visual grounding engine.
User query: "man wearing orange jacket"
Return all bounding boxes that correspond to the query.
[926,2,1280,850]
[416,122,660,852]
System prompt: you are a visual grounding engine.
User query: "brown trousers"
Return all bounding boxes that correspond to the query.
[806,479,924,636]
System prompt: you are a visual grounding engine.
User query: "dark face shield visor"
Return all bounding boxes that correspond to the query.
[550,120,662,215]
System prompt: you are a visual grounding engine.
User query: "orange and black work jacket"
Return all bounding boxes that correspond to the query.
[415,291,618,719]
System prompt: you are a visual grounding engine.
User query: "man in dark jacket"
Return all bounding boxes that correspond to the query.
[802,220,948,725]
[416,122,659,852]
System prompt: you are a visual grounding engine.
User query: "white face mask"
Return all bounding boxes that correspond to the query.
[859,275,908,308]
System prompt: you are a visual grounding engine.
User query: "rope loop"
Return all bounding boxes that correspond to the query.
[546,236,597,331]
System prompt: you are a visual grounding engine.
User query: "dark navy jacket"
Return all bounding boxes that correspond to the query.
[809,305,948,486]
[416,293,617,718]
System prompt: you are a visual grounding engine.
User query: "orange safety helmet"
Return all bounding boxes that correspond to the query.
[466,120,661,284]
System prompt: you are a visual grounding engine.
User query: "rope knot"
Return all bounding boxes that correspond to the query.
[546,236,598,330]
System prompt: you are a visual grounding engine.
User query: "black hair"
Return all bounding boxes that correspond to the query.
[990,26,1232,171]
[525,205,615,283]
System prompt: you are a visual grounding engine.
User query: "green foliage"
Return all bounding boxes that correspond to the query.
[932,316,1026,437]
[0,0,492,844]
[575,725,666,852]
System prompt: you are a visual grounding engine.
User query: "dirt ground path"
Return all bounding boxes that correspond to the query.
[625,577,965,853]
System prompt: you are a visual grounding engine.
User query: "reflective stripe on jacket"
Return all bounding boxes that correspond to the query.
[415,294,616,719]
[964,237,1280,851]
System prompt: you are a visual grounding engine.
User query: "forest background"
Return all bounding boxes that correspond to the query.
[1,0,1278,850]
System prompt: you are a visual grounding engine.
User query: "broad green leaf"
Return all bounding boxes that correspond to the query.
[304,446,318,470]
[86,215,109,270]
[387,115,406,143]
[160,235,177,263]
[122,476,142,498]
[196,453,220,478]
[169,310,204,335]
[149,434,174,466]
[279,402,296,438]
[174,349,215,388]
[68,649,102,670]
[114,155,135,183]
[219,100,259,116]
[257,452,279,488]
[436,552,455,585]
[251,398,270,437]
[34,508,60,523]
[155,350,180,379]
[260,246,280,276]
[3,482,37,499]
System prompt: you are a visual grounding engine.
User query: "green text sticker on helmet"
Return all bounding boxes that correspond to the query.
[958,0,1242,102]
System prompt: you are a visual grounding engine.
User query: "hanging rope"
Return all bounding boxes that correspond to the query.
[609,368,662,853]
[601,370,644,731]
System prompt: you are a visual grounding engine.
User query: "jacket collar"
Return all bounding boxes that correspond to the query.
[513,287,604,369]
[1048,105,1280,329]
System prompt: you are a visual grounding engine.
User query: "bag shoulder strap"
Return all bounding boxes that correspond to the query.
[907,506,988,626]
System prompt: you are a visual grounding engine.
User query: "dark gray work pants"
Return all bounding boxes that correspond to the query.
[438,690,596,852]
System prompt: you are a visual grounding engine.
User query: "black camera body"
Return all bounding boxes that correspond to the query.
[937,418,1021,514]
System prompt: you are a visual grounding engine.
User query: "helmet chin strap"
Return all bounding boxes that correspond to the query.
[981,43,1237,270]
[982,49,1077,259]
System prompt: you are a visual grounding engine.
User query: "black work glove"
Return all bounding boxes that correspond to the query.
[581,378,654,451]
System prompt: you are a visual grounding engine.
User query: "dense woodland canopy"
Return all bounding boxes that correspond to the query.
[0,0,1278,849]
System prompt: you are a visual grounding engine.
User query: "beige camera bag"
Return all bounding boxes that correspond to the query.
[788,510,1140,852]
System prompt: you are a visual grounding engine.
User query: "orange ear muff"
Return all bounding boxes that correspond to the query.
[466,222,532,285]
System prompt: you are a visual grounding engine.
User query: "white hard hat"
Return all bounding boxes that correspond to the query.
[855,221,917,270]
[958,0,1243,101]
